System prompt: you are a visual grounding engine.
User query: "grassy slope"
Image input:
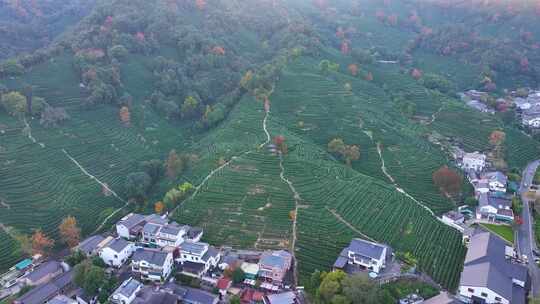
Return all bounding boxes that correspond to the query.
[480,224,514,244]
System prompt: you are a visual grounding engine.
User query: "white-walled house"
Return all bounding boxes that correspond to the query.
[333,239,390,274]
[441,211,465,233]
[131,248,174,282]
[481,171,507,193]
[99,238,135,267]
[177,242,221,277]
[109,277,143,304]
[461,152,486,172]
[476,193,513,223]
[458,232,527,304]
[116,213,200,249]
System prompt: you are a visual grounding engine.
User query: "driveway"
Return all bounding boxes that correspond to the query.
[517,160,540,297]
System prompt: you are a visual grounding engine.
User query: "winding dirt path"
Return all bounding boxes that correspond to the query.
[22,117,45,148]
[279,156,300,286]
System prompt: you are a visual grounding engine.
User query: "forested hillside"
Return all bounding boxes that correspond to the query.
[0,0,97,60]
[1,0,540,290]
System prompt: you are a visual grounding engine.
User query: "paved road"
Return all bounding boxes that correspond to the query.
[517,160,540,297]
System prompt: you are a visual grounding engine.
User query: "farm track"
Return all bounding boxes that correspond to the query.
[374,141,440,218]
[62,149,129,233]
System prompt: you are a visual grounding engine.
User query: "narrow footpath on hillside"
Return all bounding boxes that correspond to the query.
[278,155,301,286]
[62,149,129,233]
[325,207,376,242]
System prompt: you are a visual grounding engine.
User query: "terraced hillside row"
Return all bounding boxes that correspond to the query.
[0,56,196,272]
[174,85,466,290]
[271,57,453,214]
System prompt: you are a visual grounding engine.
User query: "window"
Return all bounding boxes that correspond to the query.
[114,254,118,258]
[480,292,488,297]
[495,297,501,301]
[467,288,474,293]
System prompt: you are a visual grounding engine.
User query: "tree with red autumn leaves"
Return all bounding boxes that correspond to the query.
[273,135,288,155]
[432,166,462,196]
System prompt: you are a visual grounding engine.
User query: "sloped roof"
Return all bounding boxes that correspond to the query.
[112,278,143,299]
[143,223,162,234]
[25,261,62,283]
[201,246,220,262]
[132,248,170,266]
[16,270,73,304]
[105,238,131,253]
[459,231,527,302]
[160,222,184,235]
[183,287,218,304]
[77,235,105,254]
[118,213,146,229]
[181,242,208,255]
[348,238,386,260]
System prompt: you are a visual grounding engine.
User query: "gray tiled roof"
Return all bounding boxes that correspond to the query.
[25,261,62,283]
[160,222,184,236]
[106,238,131,253]
[348,238,386,260]
[132,248,170,267]
[201,246,219,263]
[143,223,162,235]
[118,213,146,229]
[16,270,73,304]
[77,235,105,254]
[183,287,218,304]
[181,242,207,255]
[112,278,143,298]
[460,231,527,302]
[145,214,168,225]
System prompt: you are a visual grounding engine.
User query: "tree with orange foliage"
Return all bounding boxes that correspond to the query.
[195,0,206,10]
[365,72,373,81]
[155,201,165,214]
[432,166,462,196]
[411,68,422,80]
[119,106,130,126]
[348,64,359,76]
[59,216,81,248]
[289,210,296,220]
[31,229,54,256]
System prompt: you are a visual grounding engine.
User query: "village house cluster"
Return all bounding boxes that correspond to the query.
[0,213,302,304]
[460,88,540,131]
